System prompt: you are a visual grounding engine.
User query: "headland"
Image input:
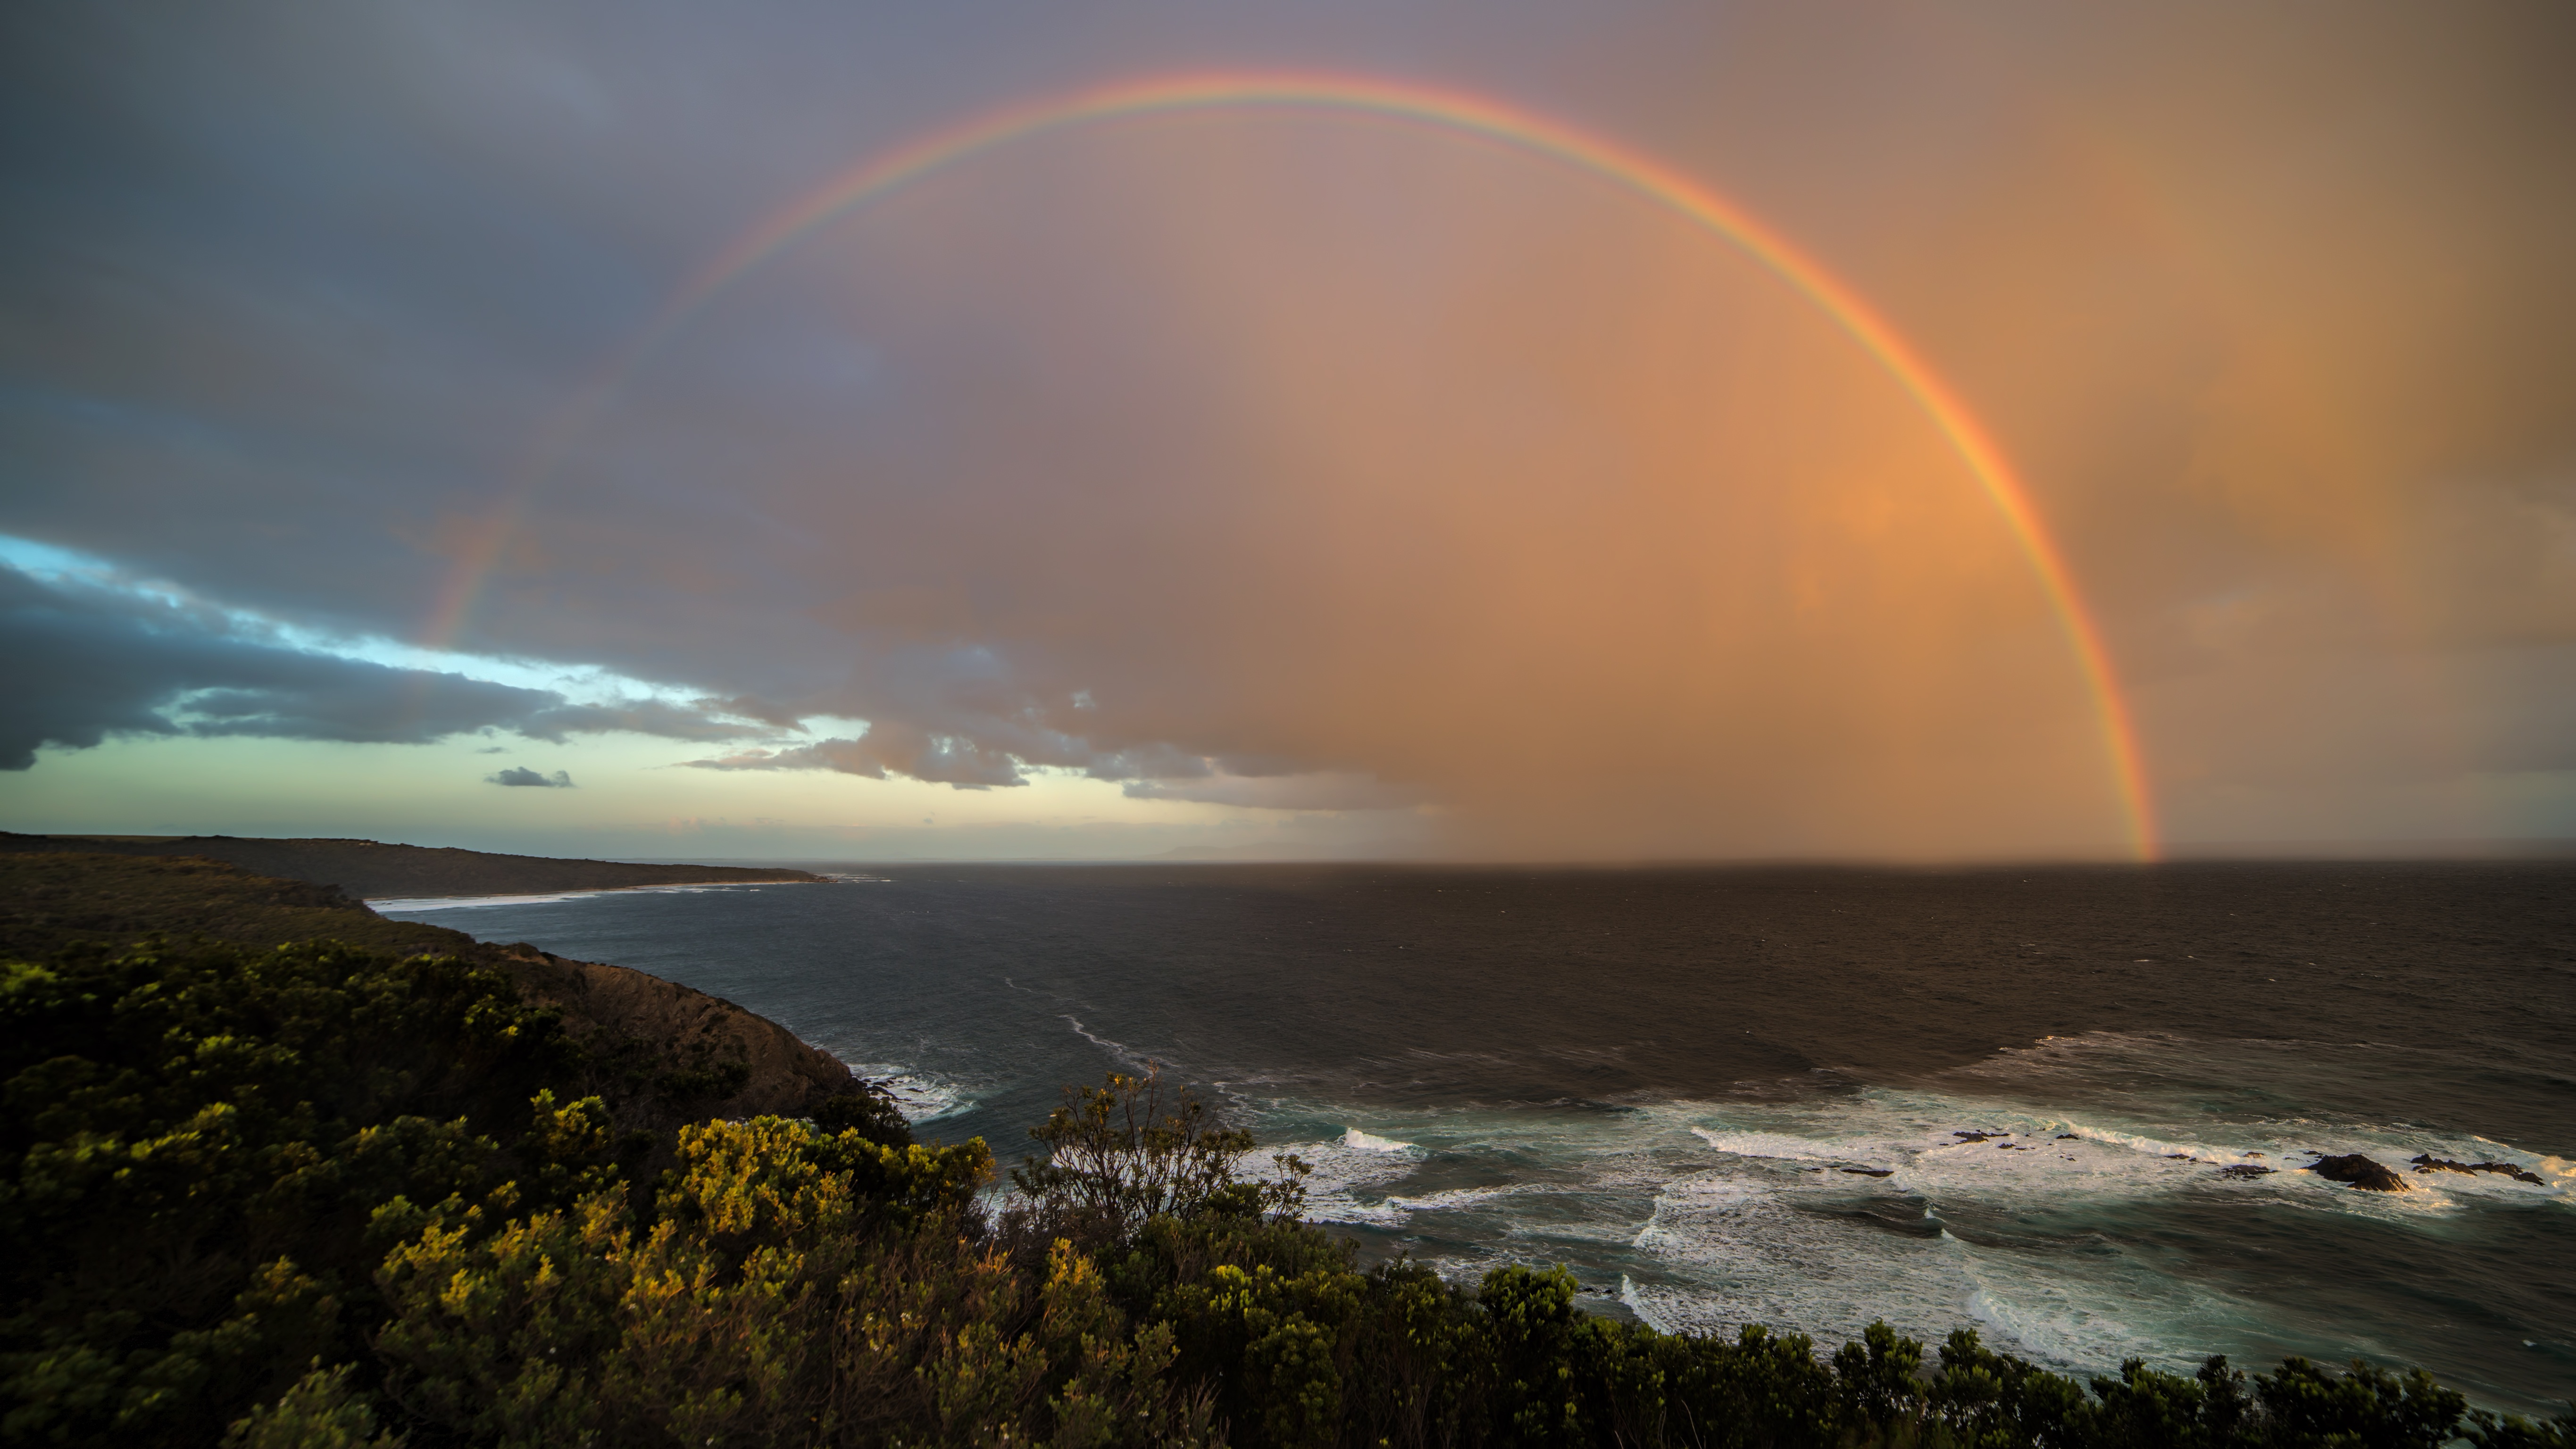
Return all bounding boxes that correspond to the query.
[0,830,825,899]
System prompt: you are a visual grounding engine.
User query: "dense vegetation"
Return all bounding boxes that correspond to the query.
[3,931,2568,1448]
[0,854,475,964]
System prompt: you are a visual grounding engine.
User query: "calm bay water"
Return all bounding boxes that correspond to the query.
[378,861,2576,1415]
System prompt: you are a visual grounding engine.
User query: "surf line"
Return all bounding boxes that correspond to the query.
[1063,1015,1145,1066]
[440,70,2159,861]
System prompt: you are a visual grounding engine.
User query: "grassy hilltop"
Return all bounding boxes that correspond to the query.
[0,851,469,961]
[0,851,2565,1448]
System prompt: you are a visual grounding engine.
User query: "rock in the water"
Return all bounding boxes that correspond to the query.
[1952,1131,2001,1143]
[1841,1166,1895,1177]
[2218,1164,2276,1180]
[2308,1153,2410,1191]
[2410,1153,2546,1185]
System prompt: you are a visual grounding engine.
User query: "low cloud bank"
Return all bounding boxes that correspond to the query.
[685,734,1420,813]
[0,566,768,769]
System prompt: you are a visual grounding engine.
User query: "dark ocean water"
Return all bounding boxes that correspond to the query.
[377,861,2576,1415]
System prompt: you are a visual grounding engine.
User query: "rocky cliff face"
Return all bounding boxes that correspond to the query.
[497,943,875,1123]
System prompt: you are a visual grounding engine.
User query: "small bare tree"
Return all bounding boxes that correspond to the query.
[1009,1066,1308,1243]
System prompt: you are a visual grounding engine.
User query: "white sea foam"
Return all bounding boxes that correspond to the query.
[1061,1016,1153,1071]
[372,886,696,912]
[1618,1274,1662,1331]
[371,881,801,912]
[1270,1134,1427,1224]
[1626,1152,2259,1376]
[1385,1184,1528,1214]
[1684,1088,2576,1216]
[847,1064,975,1123]
[1667,1085,2565,1360]
[1688,1128,1851,1163]
[1345,1127,1416,1152]
[1259,1074,2567,1378]
[1626,1167,1984,1351]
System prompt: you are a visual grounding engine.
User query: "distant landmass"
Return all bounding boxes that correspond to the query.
[0,848,876,1128]
[0,832,825,899]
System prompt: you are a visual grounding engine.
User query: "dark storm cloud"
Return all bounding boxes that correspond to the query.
[487,766,573,787]
[0,566,760,768]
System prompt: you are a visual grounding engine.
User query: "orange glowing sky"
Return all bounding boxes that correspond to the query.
[1,4,2570,860]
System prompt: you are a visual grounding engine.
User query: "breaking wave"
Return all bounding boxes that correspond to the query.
[1221,1066,2564,1383]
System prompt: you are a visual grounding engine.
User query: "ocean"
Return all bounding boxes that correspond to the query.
[375,861,2576,1416]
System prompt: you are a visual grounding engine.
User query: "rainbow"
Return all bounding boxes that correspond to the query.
[443,70,2159,859]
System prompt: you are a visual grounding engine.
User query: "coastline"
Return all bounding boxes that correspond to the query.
[367,876,835,913]
[0,849,875,1129]
[0,831,829,899]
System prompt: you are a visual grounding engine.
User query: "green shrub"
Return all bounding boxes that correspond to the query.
[0,939,588,1447]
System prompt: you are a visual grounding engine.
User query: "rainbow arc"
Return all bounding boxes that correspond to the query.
[431,71,2159,860]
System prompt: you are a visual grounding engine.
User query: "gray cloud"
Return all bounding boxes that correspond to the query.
[683,726,1028,790]
[522,698,776,743]
[689,694,809,731]
[0,565,763,768]
[683,731,1415,810]
[487,766,573,787]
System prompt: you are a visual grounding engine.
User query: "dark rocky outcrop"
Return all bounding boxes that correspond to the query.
[1951,1130,2002,1143]
[2217,1164,2276,1180]
[2411,1153,2546,1185]
[499,941,883,1128]
[1841,1166,1895,1177]
[2307,1153,2410,1191]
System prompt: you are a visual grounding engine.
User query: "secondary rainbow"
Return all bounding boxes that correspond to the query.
[443,70,2160,859]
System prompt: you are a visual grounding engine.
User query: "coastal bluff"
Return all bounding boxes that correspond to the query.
[0,831,825,900]
[0,849,878,1130]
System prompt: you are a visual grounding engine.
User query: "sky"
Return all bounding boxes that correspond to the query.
[3,2,2573,863]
